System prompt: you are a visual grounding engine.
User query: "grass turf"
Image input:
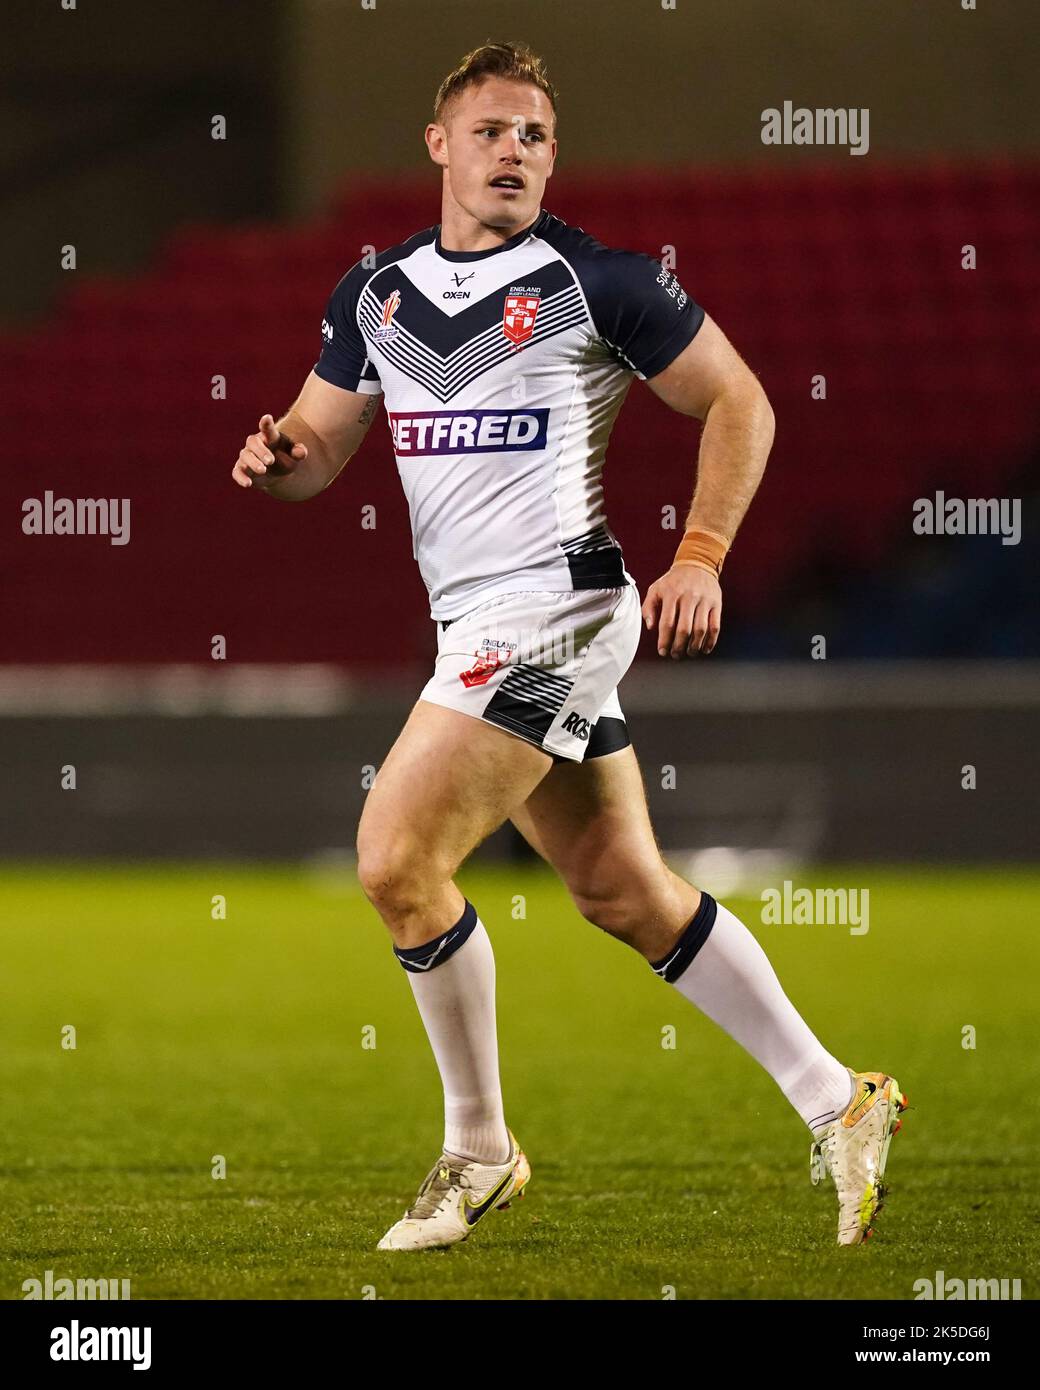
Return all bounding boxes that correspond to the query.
[1,863,1036,1300]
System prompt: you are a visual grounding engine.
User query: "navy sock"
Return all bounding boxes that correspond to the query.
[648,892,718,983]
[393,899,478,974]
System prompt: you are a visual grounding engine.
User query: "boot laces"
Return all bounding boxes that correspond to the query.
[406,1156,473,1220]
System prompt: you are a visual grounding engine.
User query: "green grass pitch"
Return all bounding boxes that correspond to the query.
[1,863,1037,1300]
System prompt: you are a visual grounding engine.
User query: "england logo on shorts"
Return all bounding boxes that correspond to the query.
[503,294,540,346]
[459,640,515,688]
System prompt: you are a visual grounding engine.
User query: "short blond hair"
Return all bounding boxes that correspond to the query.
[434,41,558,125]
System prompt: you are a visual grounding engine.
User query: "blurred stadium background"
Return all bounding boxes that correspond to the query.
[2,0,1036,876]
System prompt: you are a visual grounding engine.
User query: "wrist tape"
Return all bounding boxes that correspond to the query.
[672,528,730,580]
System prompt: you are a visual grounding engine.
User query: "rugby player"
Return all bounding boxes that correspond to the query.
[232,41,906,1250]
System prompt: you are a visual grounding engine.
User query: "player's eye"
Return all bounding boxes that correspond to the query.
[477,126,543,143]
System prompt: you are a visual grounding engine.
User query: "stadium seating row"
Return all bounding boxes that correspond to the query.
[3,163,1037,663]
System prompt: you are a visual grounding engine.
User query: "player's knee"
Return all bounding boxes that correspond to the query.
[356,842,409,909]
[355,837,445,915]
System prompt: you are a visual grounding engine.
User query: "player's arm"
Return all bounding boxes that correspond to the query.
[232,372,383,502]
[642,314,775,657]
[233,260,385,501]
[581,246,772,656]
[646,314,775,543]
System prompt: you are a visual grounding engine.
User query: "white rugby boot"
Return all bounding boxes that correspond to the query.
[810,1068,909,1245]
[377,1130,530,1251]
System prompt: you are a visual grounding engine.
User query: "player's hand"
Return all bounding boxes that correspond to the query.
[641,565,722,657]
[232,414,308,489]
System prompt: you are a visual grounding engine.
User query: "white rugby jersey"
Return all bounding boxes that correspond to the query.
[313,208,704,620]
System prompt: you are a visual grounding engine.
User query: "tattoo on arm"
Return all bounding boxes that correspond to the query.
[358,395,380,426]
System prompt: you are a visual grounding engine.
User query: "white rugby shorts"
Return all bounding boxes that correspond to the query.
[418,584,642,763]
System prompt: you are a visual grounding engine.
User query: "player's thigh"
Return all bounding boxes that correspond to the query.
[357,697,552,883]
[510,745,671,917]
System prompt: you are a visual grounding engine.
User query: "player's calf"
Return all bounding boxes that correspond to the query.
[569,865,702,960]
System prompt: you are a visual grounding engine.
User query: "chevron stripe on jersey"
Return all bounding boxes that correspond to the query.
[358,281,586,402]
[361,257,575,354]
[314,208,705,620]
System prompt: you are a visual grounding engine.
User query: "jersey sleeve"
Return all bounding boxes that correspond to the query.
[584,249,705,380]
[313,262,383,394]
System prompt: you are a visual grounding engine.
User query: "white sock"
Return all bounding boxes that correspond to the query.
[403,915,511,1165]
[665,897,854,1131]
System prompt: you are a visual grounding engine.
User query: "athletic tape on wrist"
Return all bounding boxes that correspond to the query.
[671,528,730,580]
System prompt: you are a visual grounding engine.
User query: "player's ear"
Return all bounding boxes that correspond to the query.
[425,122,449,168]
[546,138,557,179]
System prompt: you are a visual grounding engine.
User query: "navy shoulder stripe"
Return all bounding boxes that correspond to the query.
[313,227,437,392]
[534,210,705,380]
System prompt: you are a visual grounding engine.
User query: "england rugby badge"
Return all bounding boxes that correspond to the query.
[502,293,540,346]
